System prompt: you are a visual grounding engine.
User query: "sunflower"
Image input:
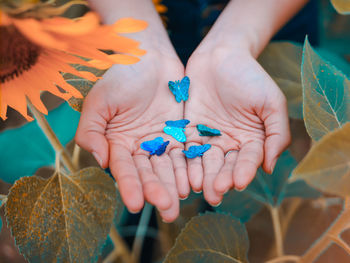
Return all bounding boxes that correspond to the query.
[153,0,168,25]
[0,2,147,121]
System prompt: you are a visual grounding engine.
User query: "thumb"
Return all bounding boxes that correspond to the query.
[262,98,291,174]
[75,88,110,169]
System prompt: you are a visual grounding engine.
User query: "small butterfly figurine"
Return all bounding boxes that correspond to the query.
[163,119,190,143]
[196,124,222,136]
[183,144,211,159]
[168,76,190,103]
[141,137,170,156]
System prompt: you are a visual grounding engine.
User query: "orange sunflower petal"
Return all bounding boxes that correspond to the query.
[1,80,33,121]
[13,18,68,50]
[88,54,140,69]
[41,12,100,36]
[113,18,148,33]
[155,5,168,13]
[26,62,72,101]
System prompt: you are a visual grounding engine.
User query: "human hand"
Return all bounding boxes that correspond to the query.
[76,51,189,222]
[184,47,291,206]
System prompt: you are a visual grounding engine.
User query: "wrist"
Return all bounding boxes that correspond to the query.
[194,27,258,59]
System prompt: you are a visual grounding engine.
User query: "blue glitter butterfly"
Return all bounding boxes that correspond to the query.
[163,119,190,143]
[141,137,170,156]
[196,124,222,136]
[165,119,190,128]
[168,76,190,103]
[183,144,211,159]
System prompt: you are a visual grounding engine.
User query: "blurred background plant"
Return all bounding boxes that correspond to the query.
[1,0,350,262]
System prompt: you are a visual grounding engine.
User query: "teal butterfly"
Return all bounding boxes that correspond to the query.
[163,119,190,143]
[168,76,190,103]
[196,124,221,136]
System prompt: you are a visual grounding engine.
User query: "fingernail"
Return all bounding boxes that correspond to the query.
[128,209,141,214]
[92,151,102,167]
[180,196,189,201]
[235,186,246,192]
[270,158,277,174]
[212,201,222,207]
[193,190,202,194]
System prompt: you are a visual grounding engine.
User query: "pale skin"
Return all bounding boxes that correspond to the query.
[77,0,307,221]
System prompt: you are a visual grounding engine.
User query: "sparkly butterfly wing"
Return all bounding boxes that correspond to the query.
[165,119,190,128]
[155,141,170,156]
[196,124,221,136]
[163,126,187,143]
[141,137,164,155]
[179,76,190,102]
[168,81,182,103]
[183,144,211,159]
[168,76,190,103]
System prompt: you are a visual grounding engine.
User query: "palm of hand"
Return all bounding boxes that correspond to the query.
[77,56,188,222]
[184,52,290,205]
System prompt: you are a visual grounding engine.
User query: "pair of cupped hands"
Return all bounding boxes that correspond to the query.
[75,45,291,222]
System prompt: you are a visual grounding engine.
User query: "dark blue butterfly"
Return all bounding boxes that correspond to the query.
[163,119,190,143]
[183,144,211,159]
[168,76,190,103]
[196,124,221,136]
[141,137,170,156]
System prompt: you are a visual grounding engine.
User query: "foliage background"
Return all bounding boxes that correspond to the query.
[1,0,350,262]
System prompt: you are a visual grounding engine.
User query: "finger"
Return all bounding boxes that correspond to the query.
[75,88,109,168]
[150,154,180,223]
[262,100,291,174]
[214,150,239,194]
[233,140,264,191]
[110,144,144,213]
[203,146,224,206]
[133,154,172,212]
[169,147,190,199]
[185,142,204,193]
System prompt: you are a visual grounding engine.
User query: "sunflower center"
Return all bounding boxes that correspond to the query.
[0,25,41,83]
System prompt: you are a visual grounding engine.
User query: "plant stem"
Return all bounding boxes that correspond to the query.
[72,143,81,169]
[265,255,300,263]
[269,205,284,257]
[281,199,302,238]
[28,101,76,173]
[299,198,350,262]
[330,235,350,254]
[104,225,134,263]
[132,203,153,262]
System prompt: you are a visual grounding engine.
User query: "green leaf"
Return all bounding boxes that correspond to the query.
[216,190,263,223]
[258,41,303,119]
[0,103,80,184]
[331,0,350,14]
[5,167,117,263]
[291,122,350,197]
[216,151,320,220]
[63,66,106,112]
[164,212,249,263]
[301,36,350,141]
[284,180,322,199]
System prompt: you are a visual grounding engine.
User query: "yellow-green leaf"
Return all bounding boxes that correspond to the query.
[291,123,350,197]
[258,42,303,119]
[331,0,350,14]
[302,36,350,141]
[164,212,249,263]
[5,167,117,262]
